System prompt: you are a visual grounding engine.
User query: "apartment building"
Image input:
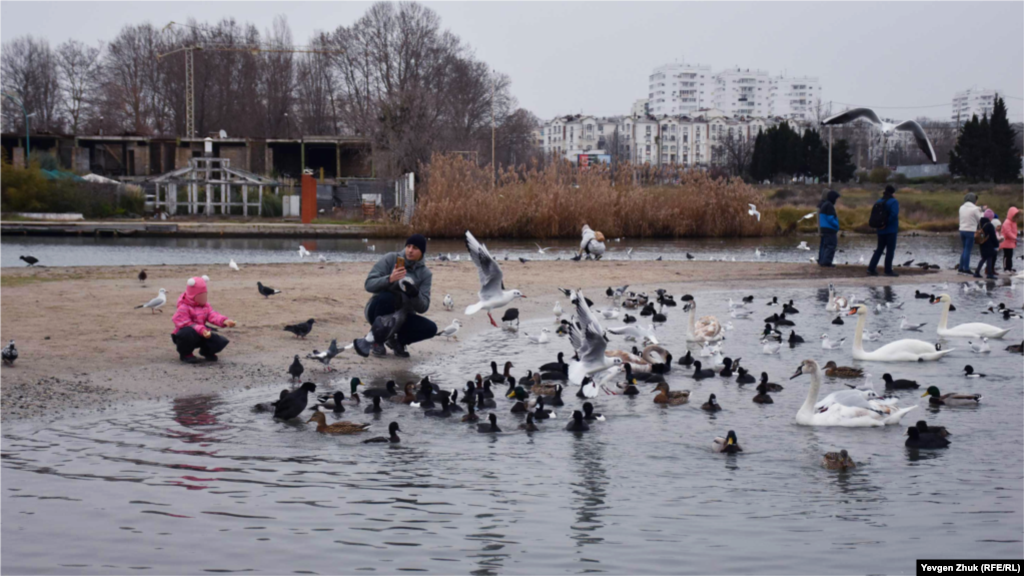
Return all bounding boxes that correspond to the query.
[647,61,714,116]
[951,87,1003,122]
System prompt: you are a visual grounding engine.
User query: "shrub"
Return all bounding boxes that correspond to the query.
[1,159,144,218]
[261,192,283,217]
[868,167,891,184]
[891,172,908,184]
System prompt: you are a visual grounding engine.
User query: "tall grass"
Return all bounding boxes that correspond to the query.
[409,155,775,239]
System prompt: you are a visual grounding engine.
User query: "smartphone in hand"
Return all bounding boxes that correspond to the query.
[396,256,405,269]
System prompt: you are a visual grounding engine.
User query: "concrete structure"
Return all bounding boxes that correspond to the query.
[712,67,773,118]
[952,87,1003,123]
[631,99,650,118]
[647,61,713,116]
[770,76,822,121]
[617,109,773,168]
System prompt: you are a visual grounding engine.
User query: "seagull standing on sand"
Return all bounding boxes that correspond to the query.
[464,231,525,327]
[797,241,810,251]
[298,245,311,258]
[748,204,761,222]
[553,301,563,319]
[135,288,168,314]
[229,259,240,271]
[443,294,455,311]
[566,289,624,384]
[438,319,462,341]
[822,108,938,164]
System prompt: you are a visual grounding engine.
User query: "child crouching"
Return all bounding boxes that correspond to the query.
[171,275,235,363]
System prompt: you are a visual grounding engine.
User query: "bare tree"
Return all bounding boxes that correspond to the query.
[717,130,754,178]
[1,36,63,133]
[101,23,165,134]
[55,40,102,134]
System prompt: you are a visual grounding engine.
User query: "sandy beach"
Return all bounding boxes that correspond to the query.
[0,259,943,421]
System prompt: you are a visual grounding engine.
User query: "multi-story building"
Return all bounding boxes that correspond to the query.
[951,87,1003,123]
[540,115,618,160]
[712,67,772,118]
[631,99,650,118]
[647,61,714,116]
[770,76,821,121]
[617,109,776,168]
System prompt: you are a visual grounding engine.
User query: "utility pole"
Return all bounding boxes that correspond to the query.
[3,92,33,161]
[828,124,833,186]
[491,70,496,190]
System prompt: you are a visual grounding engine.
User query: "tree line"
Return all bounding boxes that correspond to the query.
[1,3,541,176]
[747,122,856,183]
[948,96,1021,183]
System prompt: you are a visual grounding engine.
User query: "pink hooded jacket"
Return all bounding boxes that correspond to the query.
[1000,207,1019,249]
[172,276,229,335]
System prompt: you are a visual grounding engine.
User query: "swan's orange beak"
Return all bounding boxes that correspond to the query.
[846,308,857,316]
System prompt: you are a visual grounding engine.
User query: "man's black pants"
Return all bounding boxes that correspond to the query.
[367,292,438,346]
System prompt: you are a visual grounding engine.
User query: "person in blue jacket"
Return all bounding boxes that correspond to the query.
[817,189,840,267]
[867,185,900,277]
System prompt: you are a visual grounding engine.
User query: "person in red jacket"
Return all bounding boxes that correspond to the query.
[171,275,235,363]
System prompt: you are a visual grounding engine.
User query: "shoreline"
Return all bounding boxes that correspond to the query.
[0,260,946,422]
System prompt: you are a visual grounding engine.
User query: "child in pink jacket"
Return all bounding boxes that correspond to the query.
[1000,206,1019,273]
[171,275,235,363]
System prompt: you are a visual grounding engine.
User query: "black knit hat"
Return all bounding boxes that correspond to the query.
[406,234,427,255]
[884,185,896,196]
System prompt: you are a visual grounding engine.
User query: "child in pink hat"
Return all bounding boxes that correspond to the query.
[171,275,235,363]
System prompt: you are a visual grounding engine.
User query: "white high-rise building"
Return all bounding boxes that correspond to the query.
[952,87,1003,122]
[712,67,772,117]
[770,76,821,121]
[631,99,650,118]
[647,61,713,116]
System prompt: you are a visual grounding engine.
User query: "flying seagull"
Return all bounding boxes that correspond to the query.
[464,230,524,327]
[135,288,168,314]
[748,204,761,222]
[565,289,624,384]
[822,108,937,164]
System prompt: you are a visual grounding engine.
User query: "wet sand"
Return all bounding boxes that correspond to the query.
[0,260,942,421]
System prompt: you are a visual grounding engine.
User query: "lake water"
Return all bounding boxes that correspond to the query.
[2,234,970,269]
[3,278,1022,574]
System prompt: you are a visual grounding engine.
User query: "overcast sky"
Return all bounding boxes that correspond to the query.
[2,1,1022,122]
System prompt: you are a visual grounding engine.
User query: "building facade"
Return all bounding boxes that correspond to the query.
[951,87,1003,123]
[712,67,773,118]
[770,76,822,121]
[647,61,714,116]
[631,99,650,118]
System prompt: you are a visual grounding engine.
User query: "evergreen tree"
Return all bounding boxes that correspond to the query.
[950,114,986,181]
[988,96,1022,182]
[800,129,829,178]
[830,139,856,182]
[750,131,768,182]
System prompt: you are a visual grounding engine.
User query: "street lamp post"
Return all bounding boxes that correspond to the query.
[3,92,34,163]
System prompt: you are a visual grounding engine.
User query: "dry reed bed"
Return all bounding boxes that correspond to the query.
[409,155,776,239]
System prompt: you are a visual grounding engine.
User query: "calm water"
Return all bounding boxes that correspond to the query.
[3,280,1023,574]
[2,234,969,269]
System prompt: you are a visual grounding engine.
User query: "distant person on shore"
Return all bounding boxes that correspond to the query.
[359,234,437,357]
[867,185,900,277]
[974,215,999,279]
[999,206,1019,273]
[817,190,840,267]
[171,275,235,363]
[958,193,985,274]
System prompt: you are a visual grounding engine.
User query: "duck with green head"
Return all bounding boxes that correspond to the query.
[922,386,981,406]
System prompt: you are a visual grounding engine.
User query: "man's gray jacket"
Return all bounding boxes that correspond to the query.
[363,251,433,322]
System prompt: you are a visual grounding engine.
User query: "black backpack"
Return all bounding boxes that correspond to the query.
[868,199,889,229]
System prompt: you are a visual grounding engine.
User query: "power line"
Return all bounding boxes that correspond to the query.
[831,101,950,110]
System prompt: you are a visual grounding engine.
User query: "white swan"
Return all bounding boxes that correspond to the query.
[932,294,1012,339]
[791,359,916,427]
[848,305,953,362]
[826,283,849,313]
[682,297,723,342]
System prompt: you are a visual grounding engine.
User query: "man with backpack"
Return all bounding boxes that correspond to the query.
[817,189,841,267]
[867,185,900,277]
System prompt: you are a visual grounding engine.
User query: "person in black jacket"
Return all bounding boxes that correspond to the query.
[817,190,841,267]
[974,217,999,279]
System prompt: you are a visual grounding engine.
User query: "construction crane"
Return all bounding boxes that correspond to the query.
[157,21,343,139]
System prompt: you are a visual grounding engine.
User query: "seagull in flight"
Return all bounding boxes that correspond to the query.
[748,204,761,222]
[464,231,524,327]
[822,107,937,163]
[535,243,552,254]
[800,212,816,221]
[566,289,623,384]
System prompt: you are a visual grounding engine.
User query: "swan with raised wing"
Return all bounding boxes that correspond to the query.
[931,294,1012,339]
[681,296,723,342]
[790,359,916,427]
[847,305,953,362]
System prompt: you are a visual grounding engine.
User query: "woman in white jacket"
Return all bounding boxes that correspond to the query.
[958,193,985,274]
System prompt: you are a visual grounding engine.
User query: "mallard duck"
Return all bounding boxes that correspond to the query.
[915,420,951,438]
[712,430,742,453]
[621,379,640,396]
[565,410,590,432]
[462,402,480,422]
[255,389,290,413]
[363,422,401,443]
[582,402,604,421]
[922,386,981,406]
[823,361,864,379]
[530,372,559,396]
[906,426,950,448]
[519,413,540,432]
[881,373,918,389]
[758,372,783,392]
[306,411,371,434]
[477,412,501,433]
[736,367,756,385]
[652,382,690,406]
[822,449,855,470]
[701,394,722,412]
[753,382,774,404]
